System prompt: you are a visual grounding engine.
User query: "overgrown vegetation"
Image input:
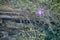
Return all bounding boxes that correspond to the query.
[0,0,60,40]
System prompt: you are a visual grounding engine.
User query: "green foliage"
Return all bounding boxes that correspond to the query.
[0,0,60,40]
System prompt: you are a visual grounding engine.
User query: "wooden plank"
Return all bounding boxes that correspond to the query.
[0,11,20,15]
[0,11,21,19]
[0,15,20,19]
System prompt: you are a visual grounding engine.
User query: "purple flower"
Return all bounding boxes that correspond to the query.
[36,9,44,15]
